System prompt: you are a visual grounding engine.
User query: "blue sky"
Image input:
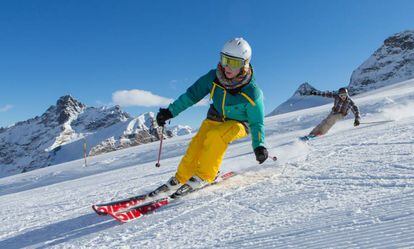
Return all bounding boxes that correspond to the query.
[1,0,414,128]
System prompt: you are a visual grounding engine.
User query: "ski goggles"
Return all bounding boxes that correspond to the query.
[220,53,246,70]
[339,93,348,98]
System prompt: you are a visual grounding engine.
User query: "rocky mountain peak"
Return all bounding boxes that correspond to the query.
[266,82,332,117]
[383,30,414,51]
[55,95,86,124]
[349,30,414,95]
[294,82,317,96]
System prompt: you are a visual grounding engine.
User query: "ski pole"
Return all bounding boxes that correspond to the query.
[155,126,164,167]
[270,155,278,161]
[360,120,394,125]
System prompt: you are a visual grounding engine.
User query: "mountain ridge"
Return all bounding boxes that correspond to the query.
[0,95,191,177]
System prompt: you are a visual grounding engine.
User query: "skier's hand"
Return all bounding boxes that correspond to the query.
[254,146,268,164]
[354,118,360,127]
[156,108,173,127]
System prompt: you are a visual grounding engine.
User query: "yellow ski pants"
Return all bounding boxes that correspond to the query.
[175,119,248,183]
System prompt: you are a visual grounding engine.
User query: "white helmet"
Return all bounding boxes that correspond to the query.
[221,38,252,62]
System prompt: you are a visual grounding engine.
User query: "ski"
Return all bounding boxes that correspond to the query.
[108,171,236,223]
[92,194,148,215]
[108,197,169,223]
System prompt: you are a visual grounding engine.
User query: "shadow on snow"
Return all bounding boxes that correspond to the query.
[0,213,118,249]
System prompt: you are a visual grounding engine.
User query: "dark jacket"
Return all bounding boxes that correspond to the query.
[311,90,360,119]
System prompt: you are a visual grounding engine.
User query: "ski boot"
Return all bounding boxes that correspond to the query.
[299,134,317,141]
[170,175,209,199]
[148,176,181,197]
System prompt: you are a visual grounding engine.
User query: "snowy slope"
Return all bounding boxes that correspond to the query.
[0,79,414,248]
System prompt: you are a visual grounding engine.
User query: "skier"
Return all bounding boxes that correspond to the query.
[151,38,268,198]
[302,87,361,140]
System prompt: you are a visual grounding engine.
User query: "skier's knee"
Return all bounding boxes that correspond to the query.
[204,130,223,147]
[205,129,221,141]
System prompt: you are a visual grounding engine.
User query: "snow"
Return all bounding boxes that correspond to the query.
[1,79,414,248]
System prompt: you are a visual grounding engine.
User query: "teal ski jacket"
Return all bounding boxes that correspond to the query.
[168,69,265,150]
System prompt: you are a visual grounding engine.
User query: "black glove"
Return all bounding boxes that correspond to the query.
[354,118,360,127]
[156,108,173,126]
[254,146,268,164]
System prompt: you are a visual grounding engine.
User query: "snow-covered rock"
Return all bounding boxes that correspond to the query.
[266,82,331,116]
[349,30,414,94]
[87,112,163,157]
[167,125,193,136]
[0,95,191,177]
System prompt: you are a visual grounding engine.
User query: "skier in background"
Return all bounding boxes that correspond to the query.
[302,87,361,140]
[151,38,268,198]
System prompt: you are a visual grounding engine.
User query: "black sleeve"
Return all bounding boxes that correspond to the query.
[349,99,360,119]
[313,90,335,98]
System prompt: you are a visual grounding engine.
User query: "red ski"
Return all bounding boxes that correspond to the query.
[108,171,236,223]
[92,194,148,215]
[108,197,170,222]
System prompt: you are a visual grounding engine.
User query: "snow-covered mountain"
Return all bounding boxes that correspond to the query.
[266,82,332,116]
[168,125,193,136]
[1,78,413,248]
[0,95,191,178]
[349,30,414,94]
[268,30,414,116]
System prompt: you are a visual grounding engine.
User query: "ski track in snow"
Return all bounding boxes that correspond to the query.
[1,80,414,248]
